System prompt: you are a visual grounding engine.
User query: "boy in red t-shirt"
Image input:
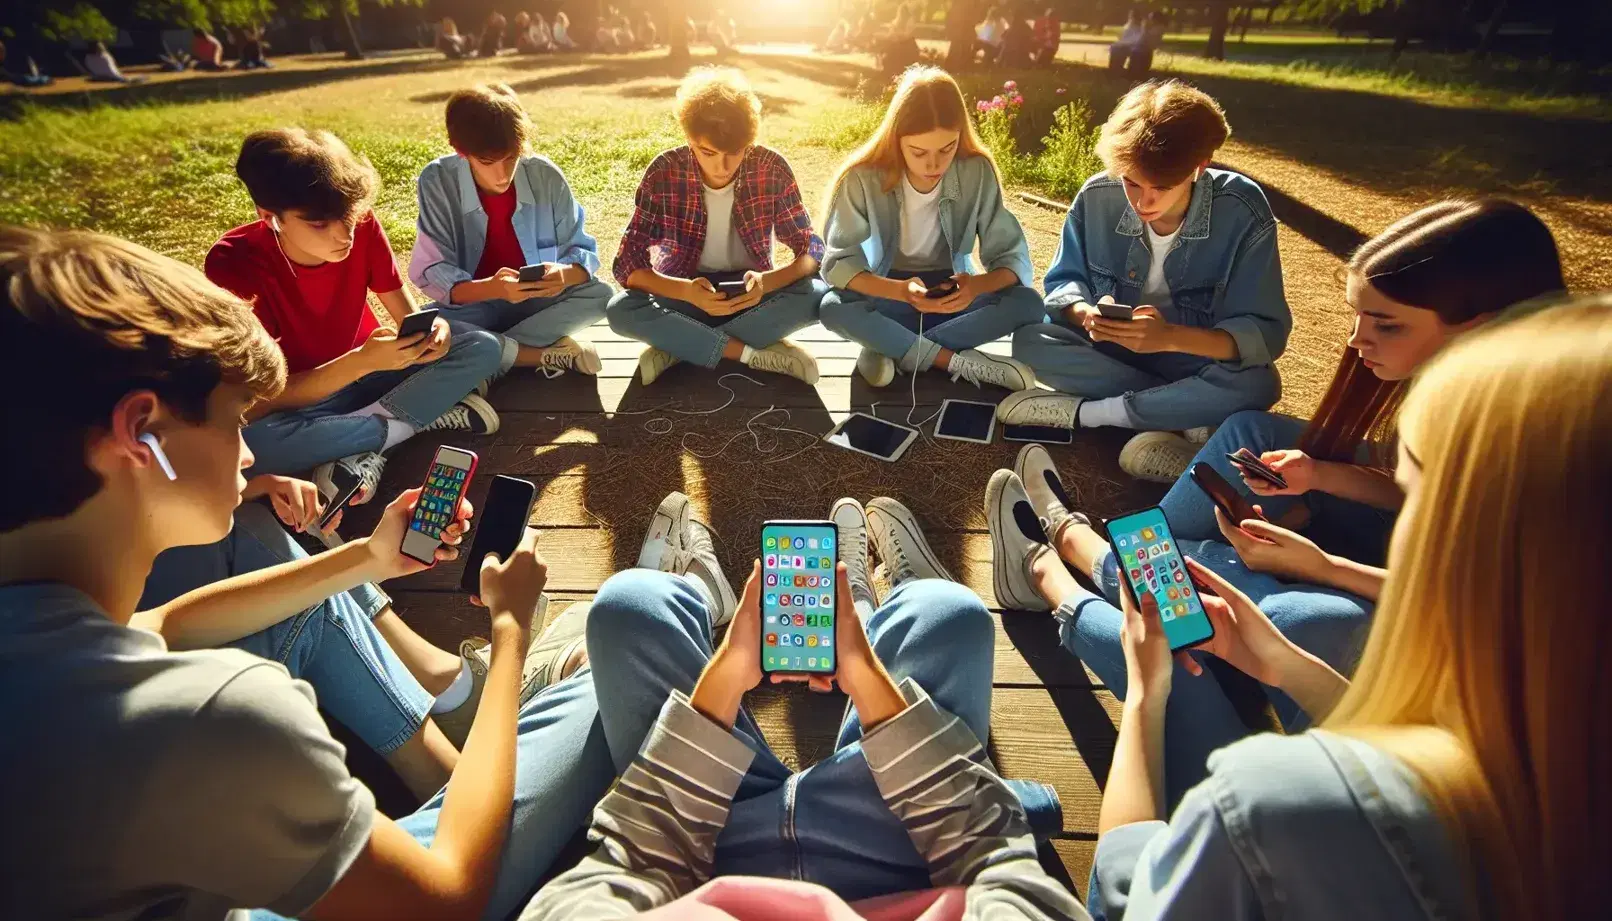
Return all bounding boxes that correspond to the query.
[206,128,503,502]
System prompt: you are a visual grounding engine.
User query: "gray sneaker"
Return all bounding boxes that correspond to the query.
[538,336,602,378]
[639,491,692,571]
[1013,443,1089,547]
[314,451,386,506]
[865,497,953,588]
[831,497,876,612]
[948,348,1036,391]
[996,390,1081,430]
[679,518,737,629]
[855,347,896,388]
[986,470,1055,612]
[745,339,820,384]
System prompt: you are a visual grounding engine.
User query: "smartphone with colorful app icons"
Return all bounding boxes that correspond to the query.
[400,446,478,565]
[1099,506,1213,652]
[760,520,838,676]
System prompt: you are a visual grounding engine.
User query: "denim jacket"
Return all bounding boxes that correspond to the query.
[409,153,601,304]
[821,155,1034,290]
[1044,169,1290,370]
[1090,731,1474,921]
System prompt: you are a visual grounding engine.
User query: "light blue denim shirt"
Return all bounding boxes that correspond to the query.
[1091,730,1475,921]
[821,155,1034,290]
[1043,168,1291,370]
[409,153,601,304]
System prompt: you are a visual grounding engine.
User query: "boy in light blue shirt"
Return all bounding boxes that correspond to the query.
[410,83,612,385]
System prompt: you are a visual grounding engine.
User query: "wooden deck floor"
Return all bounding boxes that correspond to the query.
[344,318,1171,895]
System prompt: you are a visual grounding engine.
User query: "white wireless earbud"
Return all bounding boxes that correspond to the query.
[137,432,178,481]
[269,215,282,233]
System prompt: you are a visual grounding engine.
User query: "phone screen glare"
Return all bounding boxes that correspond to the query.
[761,526,837,673]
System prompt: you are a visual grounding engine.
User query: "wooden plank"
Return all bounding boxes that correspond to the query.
[987,687,1121,834]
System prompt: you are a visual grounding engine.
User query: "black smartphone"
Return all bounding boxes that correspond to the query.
[715,279,749,298]
[935,399,996,444]
[924,279,960,299]
[1102,507,1214,652]
[396,307,440,340]
[1227,448,1288,490]
[1190,462,1261,525]
[316,464,363,532]
[1097,301,1136,321]
[824,412,919,462]
[400,446,478,565]
[1002,423,1075,445]
[460,475,538,594]
[761,520,839,676]
[517,264,548,283]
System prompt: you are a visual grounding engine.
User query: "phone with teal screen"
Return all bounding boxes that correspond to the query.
[1101,507,1214,651]
[760,520,839,676]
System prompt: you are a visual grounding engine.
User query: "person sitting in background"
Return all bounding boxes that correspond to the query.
[477,12,507,57]
[708,10,737,53]
[873,2,919,72]
[436,16,471,58]
[518,492,1077,919]
[999,11,1035,66]
[822,17,852,52]
[595,19,621,52]
[636,9,659,47]
[1083,299,1612,921]
[552,11,577,49]
[972,5,1008,62]
[235,25,272,69]
[513,11,550,53]
[1,40,53,87]
[1107,9,1144,71]
[1032,6,1061,64]
[192,28,225,70]
[84,41,140,83]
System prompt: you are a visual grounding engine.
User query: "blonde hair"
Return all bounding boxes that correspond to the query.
[1096,79,1229,186]
[821,65,998,225]
[675,66,761,153]
[1324,297,1612,920]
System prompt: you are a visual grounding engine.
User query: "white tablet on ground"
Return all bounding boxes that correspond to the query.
[935,399,997,445]
[825,413,920,462]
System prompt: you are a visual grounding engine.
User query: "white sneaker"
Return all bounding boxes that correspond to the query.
[1013,443,1089,546]
[639,347,680,385]
[314,451,387,506]
[423,393,501,435]
[831,497,876,611]
[865,497,953,588]
[996,390,1081,430]
[1120,431,1198,484]
[856,347,896,388]
[679,518,737,629]
[1183,425,1214,445]
[947,348,1036,391]
[538,336,602,377]
[985,470,1055,612]
[639,491,692,571]
[745,340,819,384]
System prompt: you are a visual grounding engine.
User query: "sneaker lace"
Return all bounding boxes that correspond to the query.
[747,347,798,376]
[349,453,386,493]
[1136,440,1194,476]
[424,405,472,432]
[948,352,1013,389]
[539,344,579,376]
[1016,397,1075,428]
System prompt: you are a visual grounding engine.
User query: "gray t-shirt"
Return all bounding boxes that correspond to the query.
[0,583,375,921]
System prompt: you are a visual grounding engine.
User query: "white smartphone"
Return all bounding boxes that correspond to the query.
[824,412,919,463]
[935,399,997,444]
[400,446,479,565]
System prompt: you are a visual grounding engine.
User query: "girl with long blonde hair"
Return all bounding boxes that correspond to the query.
[1088,297,1611,920]
[819,65,1046,393]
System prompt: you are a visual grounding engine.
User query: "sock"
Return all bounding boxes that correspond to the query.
[382,418,416,451]
[1078,396,1132,429]
[499,336,519,375]
[429,659,475,714]
[357,401,397,420]
[738,344,757,364]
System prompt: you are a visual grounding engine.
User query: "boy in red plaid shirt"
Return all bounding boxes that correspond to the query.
[606,67,828,386]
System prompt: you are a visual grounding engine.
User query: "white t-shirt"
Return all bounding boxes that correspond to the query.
[893,174,950,272]
[1140,221,1182,309]
[696,180,759,273]
[0,583,374,921]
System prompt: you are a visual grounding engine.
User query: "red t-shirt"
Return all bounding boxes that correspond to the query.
[473,183,526,278]
[205,213,403,374]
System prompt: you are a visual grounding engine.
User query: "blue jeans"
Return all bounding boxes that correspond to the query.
[438,278,612,363]
[820,273,1047,372]
[140,501,432,756]
[1011,321,1280,430]
[1155,409,1397,566]
[243,320,502,477]
[605,277,827,368]
[584,570,1060,902]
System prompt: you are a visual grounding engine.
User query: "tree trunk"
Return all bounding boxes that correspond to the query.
[1205,0,1229,60]
[945,0,982,70]
[1473,0,1508,60]
[1089,0,1109,35]
[340,6,364,59]
[1238,5,1253,42]
[1390,0,1413,61]
[666,0,689,63]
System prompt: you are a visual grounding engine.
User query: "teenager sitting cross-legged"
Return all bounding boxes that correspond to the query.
[606,67,828,386]
[0,226,614,921]
[206,128,502,507]
[819,66,1045,393]
[410,83,612,387]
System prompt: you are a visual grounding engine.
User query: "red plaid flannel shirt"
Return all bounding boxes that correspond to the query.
[612,145,825,287]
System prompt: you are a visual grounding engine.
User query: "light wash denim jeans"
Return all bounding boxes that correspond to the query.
[437,278,612,359]
[1011,321,1280,431]
[584,570,1061,903]
[243,320,502,477]
[605,276,827,368]
[819,271,1047,372]
[140,501,432,756]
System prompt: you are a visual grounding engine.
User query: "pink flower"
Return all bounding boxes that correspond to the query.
[1056,87,1067,95]
[991,95,1003,105]
[977,100,989,112]
[1004,80,1017,91]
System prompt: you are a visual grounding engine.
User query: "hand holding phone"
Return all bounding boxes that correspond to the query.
[1096,300,1136,321]
[399,446,478,565]
[461,476,539,594]
[396,307,440,340]
[1227,448,1291,492]
[517,264,549,283]
[1102,507,1213,653]
[760,521,840,677]
[923,279,959,299]
[1190,463,1262,526]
